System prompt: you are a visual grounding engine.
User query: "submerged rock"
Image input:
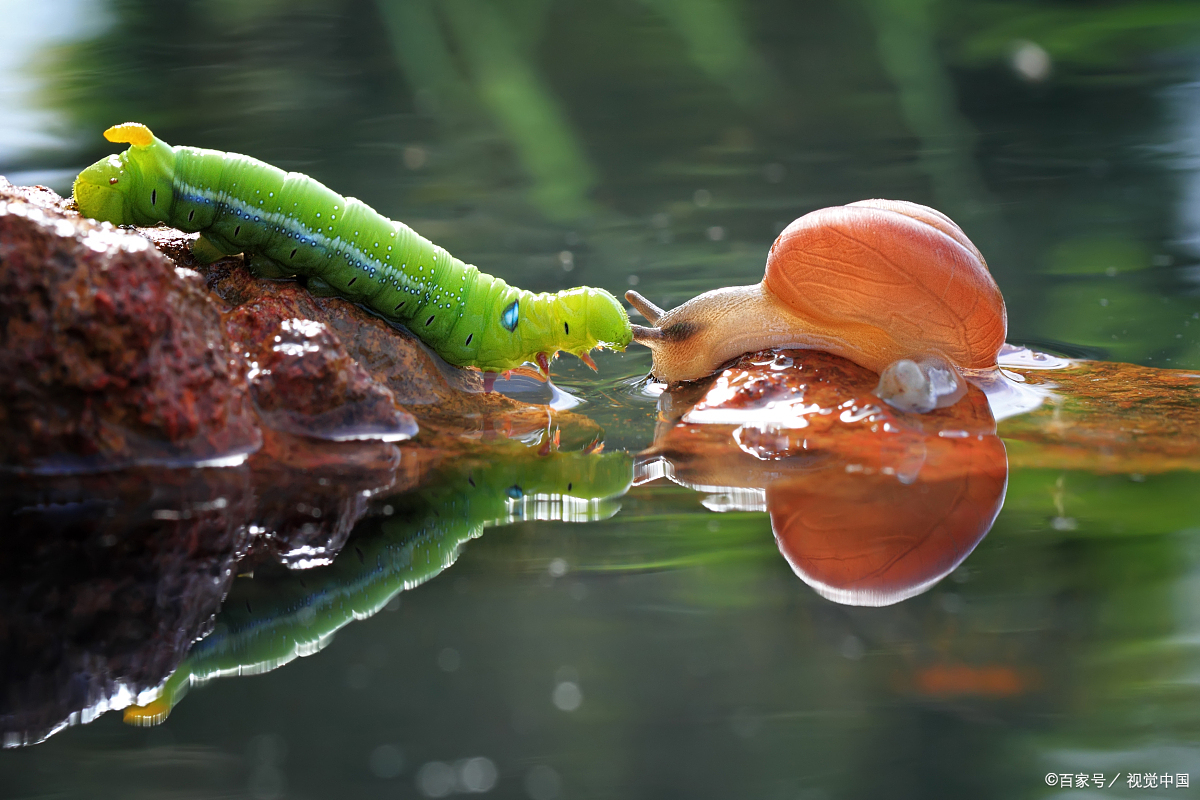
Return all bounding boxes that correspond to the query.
[995,356,1200,473]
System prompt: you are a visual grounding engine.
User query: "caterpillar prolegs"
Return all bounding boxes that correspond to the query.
[73,123,632,375]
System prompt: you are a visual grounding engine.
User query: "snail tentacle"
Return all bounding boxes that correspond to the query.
[625,290,666,324]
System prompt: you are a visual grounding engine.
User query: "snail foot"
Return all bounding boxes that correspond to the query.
[875,356,966,414]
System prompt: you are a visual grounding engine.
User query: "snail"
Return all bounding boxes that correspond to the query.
[626,199,1007,413]
[768,432,1008,606]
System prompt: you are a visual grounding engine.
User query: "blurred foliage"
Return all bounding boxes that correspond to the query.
[946,2,1200,71]
[1045,235,1151,276]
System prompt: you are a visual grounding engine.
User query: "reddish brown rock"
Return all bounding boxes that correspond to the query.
[226,298,417,443]
[640,349,996,491]
[0,178,261,472]
[997,358,1200,473]
[1,181,602,471]
[203,260,581,440]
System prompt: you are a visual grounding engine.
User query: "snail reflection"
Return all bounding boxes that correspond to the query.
[765,428,1007,606]
[637,348,1009,606]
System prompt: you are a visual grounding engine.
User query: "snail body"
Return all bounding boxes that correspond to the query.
[627,199,1007,412]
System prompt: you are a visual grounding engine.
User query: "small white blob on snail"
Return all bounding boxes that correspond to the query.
[625,199,1008,413]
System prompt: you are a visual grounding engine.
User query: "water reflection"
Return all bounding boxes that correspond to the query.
[0,441,631,746]
[638,349,1008,606]
[0,464,256,747]
[768,431,1006,607]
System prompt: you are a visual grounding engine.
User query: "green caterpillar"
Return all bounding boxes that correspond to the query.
[73,123,631,375]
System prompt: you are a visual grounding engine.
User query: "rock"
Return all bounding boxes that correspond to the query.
[0,178,261,473]
[203,258,578,439]
[995,357,1200,473]
[226,301,417,443]
[638,349,997,492]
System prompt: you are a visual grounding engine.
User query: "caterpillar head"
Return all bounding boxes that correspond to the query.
[74,123,177,226]
[553,287,633,368]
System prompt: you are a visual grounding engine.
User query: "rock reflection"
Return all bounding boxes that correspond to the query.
[638,348,1009,606]
[1,437,631,745]
[0,466,255,747]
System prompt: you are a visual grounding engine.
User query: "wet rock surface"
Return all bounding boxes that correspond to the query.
[231,306,417,443]
[639,349,997,491]
[998,358,1200,473]
[202,256,566,439]
[642,347,1200,487]
[0,178,261,472]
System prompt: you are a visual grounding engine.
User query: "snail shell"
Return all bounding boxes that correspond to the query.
[764,199,1005,373]
[627,199,1008,409]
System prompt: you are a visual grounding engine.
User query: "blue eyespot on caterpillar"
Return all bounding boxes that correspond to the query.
[500,300,519,332]
[73,123,632,376]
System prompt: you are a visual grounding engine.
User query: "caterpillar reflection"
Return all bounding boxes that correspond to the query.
[123,445,633,726]
[73,123,631,375]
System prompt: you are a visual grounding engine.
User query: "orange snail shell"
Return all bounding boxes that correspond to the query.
[763,199,1007,373]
